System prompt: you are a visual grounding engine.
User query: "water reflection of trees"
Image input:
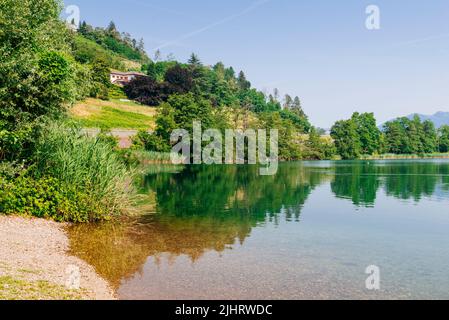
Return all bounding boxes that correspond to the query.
[331,161,449,205]
[143,164,326,225]
[68,163,327,288]
[68,161,449,288]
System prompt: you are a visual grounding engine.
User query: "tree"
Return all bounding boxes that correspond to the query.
[289,96,306,119]
[137,38,145,52]
[164,64,194,94]
[107,21,118,37]
[154,49,161,62]
[0,0,75,130]
[304,127,336,160]
[351,112,382,155]
[283,94,293,110]
[79,21,88,34]
[259,112,302,161]
[237,71,251,91]
[331,119,361,159]
[160,94,214,136]
[421,120,438,153]
[280,109,311,133]
[90,58,110,100]
[188,53,202,67]
[383,116,438,155]
[438,125,449,153]
[273,88,280,102]
[383,120,406,154]
[124,76,172,106]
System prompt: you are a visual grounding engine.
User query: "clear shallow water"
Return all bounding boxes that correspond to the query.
[68,160,449,299]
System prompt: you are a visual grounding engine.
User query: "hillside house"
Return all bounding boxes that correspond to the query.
[110,71,146,86]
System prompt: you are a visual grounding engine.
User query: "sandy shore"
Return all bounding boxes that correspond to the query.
[0,216,115,300]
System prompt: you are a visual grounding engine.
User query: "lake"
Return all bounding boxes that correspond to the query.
[68,160,449,300]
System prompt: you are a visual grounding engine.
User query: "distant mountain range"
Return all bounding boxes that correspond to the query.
[383,111,449,128]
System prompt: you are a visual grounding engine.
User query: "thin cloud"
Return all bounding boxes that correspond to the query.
[152,0,271,51]
[393,33,449,47]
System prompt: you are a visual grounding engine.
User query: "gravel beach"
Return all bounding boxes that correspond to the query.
[0,216,115,300]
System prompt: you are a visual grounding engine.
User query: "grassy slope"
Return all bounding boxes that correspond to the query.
[70,98,157,130]
[74,35,143,72]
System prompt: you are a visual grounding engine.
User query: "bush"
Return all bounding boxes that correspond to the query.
[124,76,173,106]
[0,162,25,180]
[0,176,106,222]
[132,130,170,153]
[30,123,133,221]
[108,85,127,100]
[0,122,39,162]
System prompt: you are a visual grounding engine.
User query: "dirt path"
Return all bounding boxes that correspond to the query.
[0,216,115,300]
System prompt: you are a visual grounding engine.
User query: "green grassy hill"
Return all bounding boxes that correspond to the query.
[72,35,143,72]
[74,21,150,72]
[70,98,157,130]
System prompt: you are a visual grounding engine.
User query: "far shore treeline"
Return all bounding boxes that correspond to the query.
[1,0,449,223]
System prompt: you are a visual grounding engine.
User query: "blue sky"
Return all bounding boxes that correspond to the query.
[65,0,449,128]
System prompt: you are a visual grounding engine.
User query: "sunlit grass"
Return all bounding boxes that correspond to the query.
[70,98,156,130]
[0,276,85,300]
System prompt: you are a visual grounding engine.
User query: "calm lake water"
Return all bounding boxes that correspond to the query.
[68,160,449,300]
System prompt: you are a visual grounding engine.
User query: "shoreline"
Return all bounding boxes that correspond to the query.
[0,216,115,300]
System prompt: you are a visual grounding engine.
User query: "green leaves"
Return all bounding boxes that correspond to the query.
[438,125,449,153]
[38,51,70,84]
[0,0,75,130]
[331,119,361,160]
[383,116,439,155]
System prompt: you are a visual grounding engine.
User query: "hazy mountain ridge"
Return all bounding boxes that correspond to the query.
[384,111,449,128]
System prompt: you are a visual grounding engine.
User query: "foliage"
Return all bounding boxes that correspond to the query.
[331,119,361,160]
[108,85,127,99]
[351,112,382,154]
[0,123,37,162]
[124,76,173,106]
[330,112,383,159]
[29,122,133,221]
[0,175,105,222]
[143,61,178,82]
[71,35,125,70]
[89,58,111,100]
[125,56,315,160]
[439,125,449,153]
[303,127,336,160]
[383,115,439,155]
[0,0,75,130]
[97,130,119,149]
[164,64,194,94]
[132,130,170,153]
[280,109,311,133]
[258,112,302,161]
[78,21,149,63]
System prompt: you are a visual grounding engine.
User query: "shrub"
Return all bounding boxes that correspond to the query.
[0,162,25,180]
[0,175,106,222]
[123,76,174,106]
[30,123,133,221]
[0,122,39,162]
[132,130,170,153]
[108,85,127,100]
[97,130,119,149]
